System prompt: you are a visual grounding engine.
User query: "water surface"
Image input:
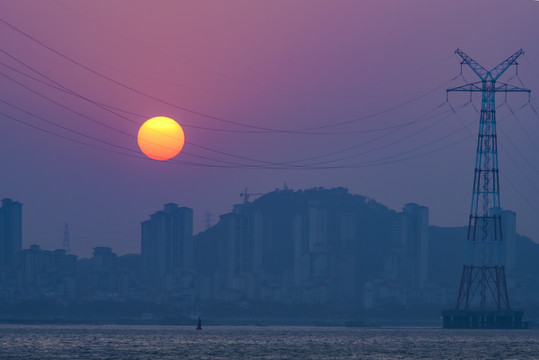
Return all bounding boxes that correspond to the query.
[0,324,536,359]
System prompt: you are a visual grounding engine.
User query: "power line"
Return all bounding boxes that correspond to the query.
[52,0,318,98]
[0,52,467,168]
[54,0,457,99]
[0,70,135,137]
[0,17,460,133]
[0,41,477,169]
[334,115,474,168]
[295,75,460,131]
[499,143,539,197]
[0,17,286,133]
[0,18,497,171]
[0,96,269,168]
[296,102,470,166]
[500,172,539,213]
[0,54,460,135]
[503,101,539,166]
[0,55,296,167]
[0,99,475,171]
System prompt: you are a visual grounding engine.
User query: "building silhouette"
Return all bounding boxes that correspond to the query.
[19,245,77,299]
[4,187,539,323]
[141,203,193,291]
[293,197,380,304]
[402,203,429,292]
[294,200,333,303]
[216,203,267,300]
[88,246,118,297]
[376,203,429,305]
[213,189,371,304]
[501,209,516,272]
[0,198,22,273]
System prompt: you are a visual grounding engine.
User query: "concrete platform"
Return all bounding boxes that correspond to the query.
[441,310,526,329]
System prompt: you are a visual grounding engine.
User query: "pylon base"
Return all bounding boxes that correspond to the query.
[442,310,526,329]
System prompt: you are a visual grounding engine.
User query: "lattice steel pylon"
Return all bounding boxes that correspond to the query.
[447,49,530,312]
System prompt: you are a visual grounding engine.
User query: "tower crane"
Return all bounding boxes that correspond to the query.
[240,187,263,204]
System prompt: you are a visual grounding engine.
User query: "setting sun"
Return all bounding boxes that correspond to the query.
[137,116,185,161]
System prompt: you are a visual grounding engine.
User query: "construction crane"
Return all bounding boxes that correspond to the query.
[240,187,263,204]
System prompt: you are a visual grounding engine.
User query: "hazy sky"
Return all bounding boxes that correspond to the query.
[1,0,539,257]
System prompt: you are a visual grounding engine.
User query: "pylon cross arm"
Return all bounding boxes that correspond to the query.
[447,82,530,94]
[456,48,489,80]
[490,49,524,81]
[494,83,530,93]
[447,82,483,93]
[455,48,524,82]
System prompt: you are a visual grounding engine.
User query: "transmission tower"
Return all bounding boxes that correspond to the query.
[63,223,70,254]
[442,49,530,329]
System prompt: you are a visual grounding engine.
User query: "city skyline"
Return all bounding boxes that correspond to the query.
[2,1,539,356]
[4,187,537,318]
[1,1,539,257]
[4,186,522,261]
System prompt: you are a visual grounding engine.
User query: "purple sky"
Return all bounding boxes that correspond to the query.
[1,0,539,257]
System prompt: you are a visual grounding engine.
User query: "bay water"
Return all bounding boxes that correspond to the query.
[0,324,537,359]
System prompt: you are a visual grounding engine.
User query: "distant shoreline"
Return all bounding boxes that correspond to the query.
[0,317,442,327]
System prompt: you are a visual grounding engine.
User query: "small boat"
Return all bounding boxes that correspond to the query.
[196,316,203,330]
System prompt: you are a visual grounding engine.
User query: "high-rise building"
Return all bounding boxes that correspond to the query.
[19,245,77,298]
[0,198,22,272]
[294,200,331,298]
[92,247,117,273]
[382,203,429,304]
[402,203,429,290]
[501,210,516,272]
[293,200,360,303]
[141,203,193,290]
[217,203,266,300]
[488,207,517,272]
[89,246,118,297]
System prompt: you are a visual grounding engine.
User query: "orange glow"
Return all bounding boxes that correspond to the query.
[137,116,185,161]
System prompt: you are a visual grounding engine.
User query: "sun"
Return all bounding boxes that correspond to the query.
[137,116,185,161]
